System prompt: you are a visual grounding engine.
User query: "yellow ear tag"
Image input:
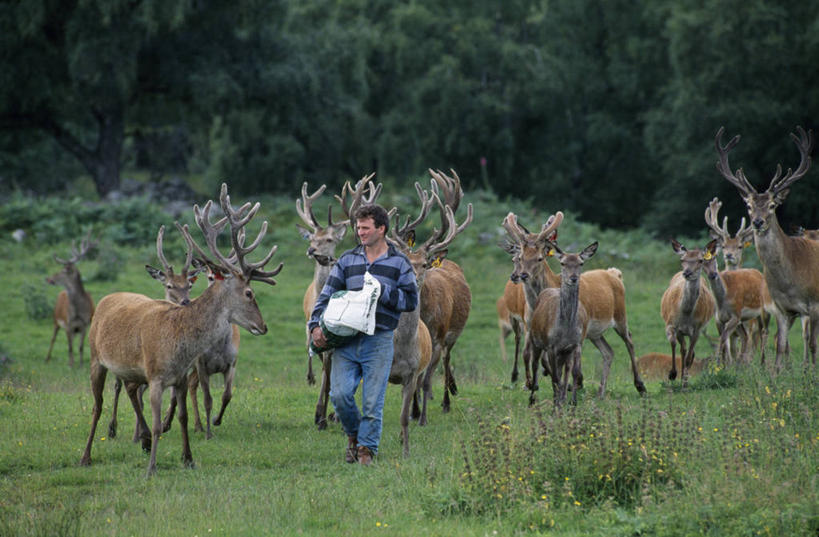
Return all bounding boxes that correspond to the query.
[547,249,556,257]
[743,241,751,248]
[431,257,442,268]
[703,251,713,260]
[407,237,415,248]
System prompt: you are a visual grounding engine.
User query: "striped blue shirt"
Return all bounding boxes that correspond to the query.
[308,242,418,332]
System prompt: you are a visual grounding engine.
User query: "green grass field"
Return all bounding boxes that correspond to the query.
[0,191,816,536]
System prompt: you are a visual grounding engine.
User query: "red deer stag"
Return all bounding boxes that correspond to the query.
[502,212,646,404]
[389,182,473,425]
[661,239,716,384]
[80,183,282,477]
[527,241,598,407]
[703,197,755,271]
[107,224,204,442]
[714,126,819,368]
[45,233,95,366]
[297,181,351,429]
[497,280,527,383]
[703,200,774,364]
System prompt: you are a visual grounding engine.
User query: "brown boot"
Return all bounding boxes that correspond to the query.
[357,445,373,466]
[345,436,358,463]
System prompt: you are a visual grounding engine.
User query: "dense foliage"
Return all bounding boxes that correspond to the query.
[2,0,819,236]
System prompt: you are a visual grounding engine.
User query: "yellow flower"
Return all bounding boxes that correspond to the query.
[765,386,771,395]
[574,500,581,506]
[376,522,381,527]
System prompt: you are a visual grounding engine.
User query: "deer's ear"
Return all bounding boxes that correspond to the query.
[580,241,598,261]
[773,189,790,206]
[296,225,312,240]
[406,230,416,248]
[671,239,686,255]
[145,265,166,283]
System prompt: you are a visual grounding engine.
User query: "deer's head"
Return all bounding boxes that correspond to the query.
[179,183,282,336]
[47,232,94,287]
[501,212,563,284]
[671,238,717,281]
[145,225,205,306]
[296,182,348,267]
[715,126,814,236]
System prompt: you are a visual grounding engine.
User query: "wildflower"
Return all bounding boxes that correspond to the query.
[376,522,381,527]
[574,500,581,506]
[765,386,771,395]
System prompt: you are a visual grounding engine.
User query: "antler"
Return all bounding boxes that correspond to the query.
[704,197,729,242]
[335,173,380,220]
[54,231,95,265]
[417,190,473,253]
[155,224,194,277]
[428,169,463,215]
[181,183,282,285]
[390,183,434,247]
[715,127,755,194]
[296,182,326,230]
[502,211,564,246]
[423,201,473,259]
[769,126,814,194]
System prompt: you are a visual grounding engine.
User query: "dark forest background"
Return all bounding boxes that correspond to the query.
[2,0,818,237]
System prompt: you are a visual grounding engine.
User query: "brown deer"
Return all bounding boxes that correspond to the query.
[527,241,598,407]
[703,201,774,364]
[714,126,819,368]
[792,226,819,241]
[661,239,717,383]
[45,233,95,367]
[297,181,350,429]
[389,181,473,425]
[107,224,204,442]
[497,280,527,383]
[703,197,755,271]
[502,212,646,404]
[636,352,708,381]
[151,232,243,440]
[80,183,282,477]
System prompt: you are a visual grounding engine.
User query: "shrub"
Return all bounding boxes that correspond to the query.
[22,282,52,320]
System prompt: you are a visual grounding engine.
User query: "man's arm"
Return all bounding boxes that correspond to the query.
[378,260,418,313]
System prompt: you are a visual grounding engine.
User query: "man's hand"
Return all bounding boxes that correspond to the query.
[311,326,327,349]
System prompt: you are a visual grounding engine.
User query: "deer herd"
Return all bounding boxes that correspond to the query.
[40,127,816,476]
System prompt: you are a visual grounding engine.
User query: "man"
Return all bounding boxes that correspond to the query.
[308,204,418,465]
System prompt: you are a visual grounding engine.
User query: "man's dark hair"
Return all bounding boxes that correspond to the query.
[354,204,390,233]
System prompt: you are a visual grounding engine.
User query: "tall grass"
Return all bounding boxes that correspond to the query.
[0,188,815,536]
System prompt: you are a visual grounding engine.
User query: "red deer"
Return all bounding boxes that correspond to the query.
[636,352,708,381]
[107,224,204,442]
[80,183,282,476]
[703,197,755,271]
[661,239,717,383]
[703,200,774,364]
[45,234,95,366]
[497,280,527,383]
[297,181,350,429]
[527,241,598,406]
[502,212,646,404]
[389,180,473,425]
[714,126,819,368]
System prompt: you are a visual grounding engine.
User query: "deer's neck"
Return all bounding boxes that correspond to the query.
[557,281,581,334]
[705,272,728,313]
[680,276,702,316]
[523,260,561,315]
[753,217,796,288]
[185,284,233,338]
[313,262,333,291]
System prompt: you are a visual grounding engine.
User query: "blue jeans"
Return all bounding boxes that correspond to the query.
[330,329,394,454]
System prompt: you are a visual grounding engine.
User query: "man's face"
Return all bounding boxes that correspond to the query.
[356,217,385,247]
